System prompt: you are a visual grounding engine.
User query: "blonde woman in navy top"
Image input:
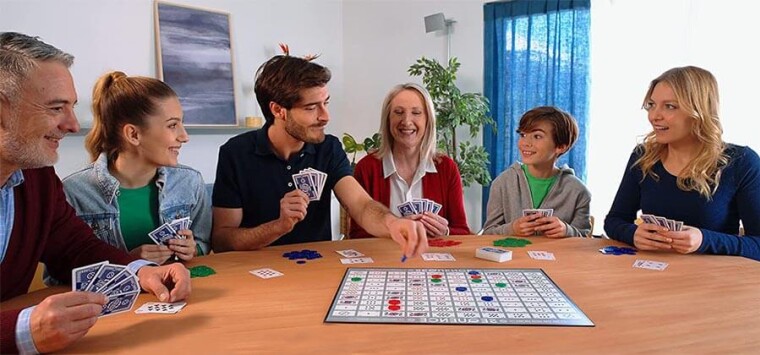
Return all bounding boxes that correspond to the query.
[605,66,760,261]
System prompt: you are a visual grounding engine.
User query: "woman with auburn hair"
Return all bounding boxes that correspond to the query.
[604,66,760,260]
[60,71,211,265]
[350,83,470,238]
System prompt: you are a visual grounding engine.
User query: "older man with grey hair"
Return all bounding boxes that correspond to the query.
[0,32,192,354]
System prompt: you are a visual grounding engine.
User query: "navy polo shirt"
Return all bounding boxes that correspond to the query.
[213,124,352,245]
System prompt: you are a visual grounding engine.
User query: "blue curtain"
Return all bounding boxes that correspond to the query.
[483,0,590,218]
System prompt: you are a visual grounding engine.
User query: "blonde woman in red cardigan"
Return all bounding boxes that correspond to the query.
[350,83,470,238]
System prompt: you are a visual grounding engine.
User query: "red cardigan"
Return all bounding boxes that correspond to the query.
[350,154,470,238]
[1,167,136,353]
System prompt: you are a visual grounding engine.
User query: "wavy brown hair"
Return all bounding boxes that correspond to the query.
[635,66,728,199]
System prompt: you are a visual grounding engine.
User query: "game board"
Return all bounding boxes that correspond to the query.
[325,268,593,326]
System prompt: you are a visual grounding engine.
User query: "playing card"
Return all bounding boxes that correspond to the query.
[335,249,365,258]
[522,209,542,217]
[72,261,108,292]
[100,269,136,295]
[674,221,683,231]
[292,173,319,200]
[641,214,657,225]
[432,202,442,214]
[103,272,140,296]
[412,199,424,214]
[148,223,177,245]
[100,291,139,317]
[249,268,284,279]
[527,251,556,260]
[654,217,670,229]
[87,264,126,293]
[135,301,188,314]
[340,257,374,264]
[397,202,416,217]
[421,253,456,261]
[633,259,669,271]
[170,217,190,233]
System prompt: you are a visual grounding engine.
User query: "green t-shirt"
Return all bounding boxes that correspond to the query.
[118,183,160,251]
[522,164,557,209]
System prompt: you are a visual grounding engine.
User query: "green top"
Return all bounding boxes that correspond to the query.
[522,164,557,209]
[118,183,160,251]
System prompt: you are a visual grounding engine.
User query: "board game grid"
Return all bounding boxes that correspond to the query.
[325,268,594,326]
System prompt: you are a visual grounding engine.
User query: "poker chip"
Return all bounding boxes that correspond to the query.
[189,265,216,278]
[493,237,532,247]
[283,249,323,263]
[599,246,637,255]
[428,238,462,247]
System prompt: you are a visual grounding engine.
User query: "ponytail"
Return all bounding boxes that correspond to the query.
[84,71,177,162]
[85,71,126,162]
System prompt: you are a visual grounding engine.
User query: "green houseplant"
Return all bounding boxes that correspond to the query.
[342,132,382,169]
[408,57,494,187]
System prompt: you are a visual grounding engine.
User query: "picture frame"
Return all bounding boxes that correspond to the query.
[154,1,238,126]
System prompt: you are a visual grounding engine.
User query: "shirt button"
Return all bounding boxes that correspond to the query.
[288,182,293,187]
[300,154,304,157]
[286,166,291,170]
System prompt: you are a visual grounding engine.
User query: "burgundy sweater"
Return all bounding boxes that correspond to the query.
[1,167,136,353]
[350,154,471,238]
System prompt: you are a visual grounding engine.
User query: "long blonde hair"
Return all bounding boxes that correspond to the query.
[374,83,437,163]
[635,66,728,199]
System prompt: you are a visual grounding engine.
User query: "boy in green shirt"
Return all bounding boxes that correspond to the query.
[483,106,591,237]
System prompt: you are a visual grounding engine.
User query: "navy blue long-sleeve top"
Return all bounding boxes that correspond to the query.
[604,144,760,261]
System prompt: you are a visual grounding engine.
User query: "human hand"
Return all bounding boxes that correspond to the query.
[667,226,703,254]
[167,229,197,261]
[419,212,450,237]
[278,189,309,233]
[129,244,173,265]
[387,218,428,259]
[633,222,672,251]
[30,291,107,353]
[136,263,191,303]
[511,213,543,236]
[534,216,567,238]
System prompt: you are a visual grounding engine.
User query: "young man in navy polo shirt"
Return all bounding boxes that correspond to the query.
[212,54,427,259]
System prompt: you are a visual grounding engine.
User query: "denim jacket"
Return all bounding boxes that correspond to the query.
[61,153,212,255]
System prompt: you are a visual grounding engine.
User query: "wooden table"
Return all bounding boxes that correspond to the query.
[3,236,759,353]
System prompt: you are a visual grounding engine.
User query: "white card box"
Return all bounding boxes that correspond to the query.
[475,247,512,262]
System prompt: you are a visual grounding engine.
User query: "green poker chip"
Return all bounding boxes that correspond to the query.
[189,265,217,278]
[493,237,532,248]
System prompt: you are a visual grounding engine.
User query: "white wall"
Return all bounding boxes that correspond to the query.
[588,0,760,235]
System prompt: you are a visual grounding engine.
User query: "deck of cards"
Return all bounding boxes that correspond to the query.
[522,208,554,217]
[292,168,327,201]
[641,214,683,231]
[148,217,191,245]
[475,247,512,262]
[72,261,140,317]
[397,198,442,217]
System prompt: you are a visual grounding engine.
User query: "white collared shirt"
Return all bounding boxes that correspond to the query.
[383,154,437,217]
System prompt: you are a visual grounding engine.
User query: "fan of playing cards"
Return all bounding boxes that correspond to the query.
[397,198,442,217]
[72,261,140,317]
[292,168,327,201]
[148,217,191,245]
[641,214,683,231]
[522,208,554,217]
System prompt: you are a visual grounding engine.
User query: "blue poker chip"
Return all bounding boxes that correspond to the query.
[600,246,637,255]
[455,287,467,292]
